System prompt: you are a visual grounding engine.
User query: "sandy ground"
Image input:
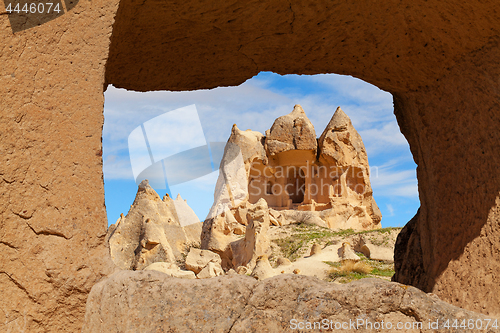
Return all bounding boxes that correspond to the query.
[267,225,401,281]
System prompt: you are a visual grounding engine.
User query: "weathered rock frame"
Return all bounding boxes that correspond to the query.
[1,0,500,331]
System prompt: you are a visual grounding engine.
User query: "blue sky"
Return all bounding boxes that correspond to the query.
[103,72,419,228]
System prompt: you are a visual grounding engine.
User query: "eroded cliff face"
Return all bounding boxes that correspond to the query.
[2,0,500,330]
[0,1,120,332]
[391,40,500,316]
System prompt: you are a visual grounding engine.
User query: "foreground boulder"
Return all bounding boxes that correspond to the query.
[82,271,497,332]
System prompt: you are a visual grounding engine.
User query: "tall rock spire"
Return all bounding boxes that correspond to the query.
[319,106,368,168]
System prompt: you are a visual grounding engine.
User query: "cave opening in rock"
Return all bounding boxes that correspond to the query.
[102,72,419,229]
[287,167,306,204]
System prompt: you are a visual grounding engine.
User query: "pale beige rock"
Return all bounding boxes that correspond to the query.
[173,194,200,227]
[144,262,196,279]
[236,266,249,275]
[269,214,280,226]
[265,105,317,155]
[206,140,249,220]
[250,255,276,280]
[182,222,203,249]
[234,206,249,226]
[184,248,222,274]
[280,210,328,228]
[310,243,322,256]
[196,261,224,279]
[108,180,202,270]
[201,213,233,268]
[319,107,368,167]
[133,217,176,270]
[339,242,360,262]
[276,257,292,266]
[233,224,246,235]
[201,141,250,268]
[227,125,267,173]
[358,241,394,262]
[275,244,339,280]
[231,199,272,269]
[317,107,382,228]
[83,272,495,333]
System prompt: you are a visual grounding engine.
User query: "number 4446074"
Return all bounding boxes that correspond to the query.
[5,3,62,14]
[442,318,498,330]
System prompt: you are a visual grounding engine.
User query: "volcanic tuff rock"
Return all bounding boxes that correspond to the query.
[82,271,497,333]
[173,193,201,228]
[202,199,272,270]
[184,248,222,274]
[196,261,224,279]
[202,105,382,270]
[339,242,361,262]
[250,255,276,280]
[265,104,318,155]
[107,180,202,270]
[319,107,368,167]
[144,262,196,279]
[231,198,272,269]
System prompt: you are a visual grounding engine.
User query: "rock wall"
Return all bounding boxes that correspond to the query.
[0,1,120,332]
[391,40,500,316]
[2,0,500,330]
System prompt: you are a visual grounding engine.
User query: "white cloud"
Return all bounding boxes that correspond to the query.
[103,72,418,206]
[386,204,395,217]
[103,154,134,180]
[370,159,418,198]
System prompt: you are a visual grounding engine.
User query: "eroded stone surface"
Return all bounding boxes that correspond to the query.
[82,271,497,333]
[265,104,317,155]
[0,1,120,332]
[107,180,202,270]
[202,106,382,272]
[185,248,222,275]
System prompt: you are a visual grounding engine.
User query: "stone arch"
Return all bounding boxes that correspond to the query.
[2,0,500,331]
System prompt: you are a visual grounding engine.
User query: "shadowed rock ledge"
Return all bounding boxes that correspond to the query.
[82,271,497,333]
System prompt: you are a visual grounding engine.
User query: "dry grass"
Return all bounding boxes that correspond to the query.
[328,260,373,283]
[339,260,372,274]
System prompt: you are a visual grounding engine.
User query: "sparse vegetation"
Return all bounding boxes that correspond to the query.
[328,260,372,283]
[271,224,401,263]
[326,259,395,283]
[371,267,395,277]
[342,260,372,274]
[269,222,398,282]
